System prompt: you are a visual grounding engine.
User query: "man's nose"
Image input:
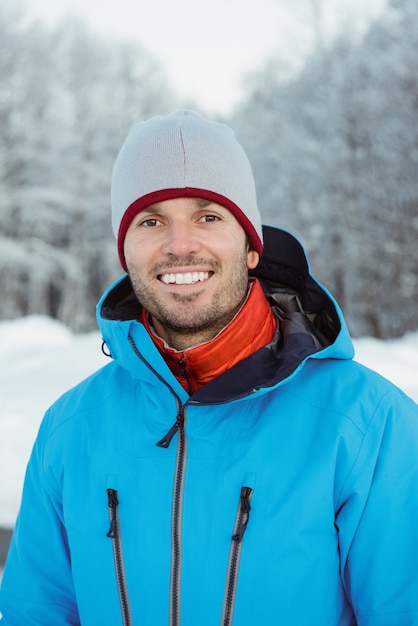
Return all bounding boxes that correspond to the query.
[161,222,201,256]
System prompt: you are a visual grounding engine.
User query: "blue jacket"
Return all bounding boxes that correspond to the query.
[1,226,418,625]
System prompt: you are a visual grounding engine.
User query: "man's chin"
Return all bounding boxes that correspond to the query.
[170,290,206,304]
[153,306,222,334]
[159,316,213,335]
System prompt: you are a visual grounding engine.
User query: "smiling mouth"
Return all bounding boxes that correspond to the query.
[158,271,212,285]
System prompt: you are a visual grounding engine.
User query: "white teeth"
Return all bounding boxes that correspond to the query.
[160,271,210,285]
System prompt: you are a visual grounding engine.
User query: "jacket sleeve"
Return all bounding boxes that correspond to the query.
[337,387,418,625]
[0,413,80,625]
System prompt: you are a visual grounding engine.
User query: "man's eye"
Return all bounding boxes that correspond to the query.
[200,215,220,223]
[140,218,160,227]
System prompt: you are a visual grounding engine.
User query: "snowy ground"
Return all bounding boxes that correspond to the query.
[0,315,417,530]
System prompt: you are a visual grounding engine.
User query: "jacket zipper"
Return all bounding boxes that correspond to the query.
[221,486,253,626]
[129,325,186,622]
[170,407,187,626]
[155,405,187,626]
[106,488,132,626]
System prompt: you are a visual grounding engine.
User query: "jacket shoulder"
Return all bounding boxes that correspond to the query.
[40,361,134,438]
[290,356,418,434]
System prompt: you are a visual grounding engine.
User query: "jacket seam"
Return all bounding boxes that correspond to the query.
[0,590,80,618]
[358,609,418,618]
[39,383,137,500]
[334,388,397,507]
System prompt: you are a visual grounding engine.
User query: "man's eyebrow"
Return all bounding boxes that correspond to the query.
[142,198,213,213]
[141,203,162,213]
[194,198,213,208]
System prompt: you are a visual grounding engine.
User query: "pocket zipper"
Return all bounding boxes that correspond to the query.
[107,488,132,626]
[221,486,253,626]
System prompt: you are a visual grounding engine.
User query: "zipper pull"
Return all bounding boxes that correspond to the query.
[232,486,253,543]
[179,357,193,395]
[106,489,119,538]
[156,416,184,448]
[107,488,119,507]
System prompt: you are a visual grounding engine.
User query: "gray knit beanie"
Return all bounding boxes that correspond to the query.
[111,109,263,269]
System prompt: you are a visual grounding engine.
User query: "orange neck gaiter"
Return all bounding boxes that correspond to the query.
[139,278,277,394]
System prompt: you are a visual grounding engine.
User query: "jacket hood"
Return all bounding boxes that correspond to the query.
[97,226,354,403]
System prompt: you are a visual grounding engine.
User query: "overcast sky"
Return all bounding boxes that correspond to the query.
[20,0,387,114]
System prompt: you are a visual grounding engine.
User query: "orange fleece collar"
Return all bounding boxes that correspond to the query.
[139,278,277,394]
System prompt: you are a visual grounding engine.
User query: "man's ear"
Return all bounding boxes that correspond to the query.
[247,249,260,270]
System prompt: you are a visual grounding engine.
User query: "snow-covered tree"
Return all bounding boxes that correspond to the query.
[0,8,177,330]
[231,0,418,338]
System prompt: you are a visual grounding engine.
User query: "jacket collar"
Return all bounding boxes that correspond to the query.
[139,279,277,394]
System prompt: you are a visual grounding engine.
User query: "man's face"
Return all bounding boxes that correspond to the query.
[123,197,259,349]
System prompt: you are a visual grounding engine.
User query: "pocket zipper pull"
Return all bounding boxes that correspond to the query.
[232,486,253,543]
[106,488,119,538]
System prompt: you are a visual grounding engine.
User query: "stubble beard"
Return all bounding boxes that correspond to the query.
[127,252,250,341]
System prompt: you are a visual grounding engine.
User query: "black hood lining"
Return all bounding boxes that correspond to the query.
[101,275,141,321]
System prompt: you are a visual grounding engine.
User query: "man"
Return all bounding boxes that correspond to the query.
[1,110,418,625]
